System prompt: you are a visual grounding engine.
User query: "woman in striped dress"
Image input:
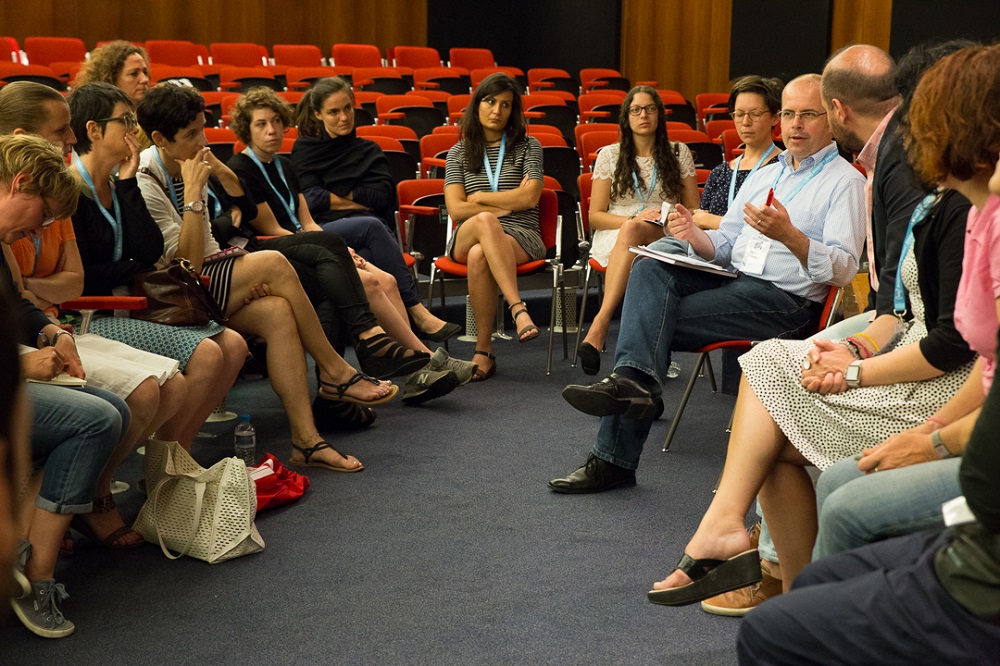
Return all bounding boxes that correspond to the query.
[444,73,545,381]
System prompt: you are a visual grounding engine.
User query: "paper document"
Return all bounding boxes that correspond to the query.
[629,245,736,278]
[26,372,87,387]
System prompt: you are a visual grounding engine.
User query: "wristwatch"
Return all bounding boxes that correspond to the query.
[182,200,206,214]
[844,360,863,388]
[931,429,955,459]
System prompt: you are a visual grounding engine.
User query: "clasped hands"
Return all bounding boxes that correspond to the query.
[799,339,855,394]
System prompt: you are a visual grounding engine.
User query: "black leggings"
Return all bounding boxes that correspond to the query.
[258,232,378,339]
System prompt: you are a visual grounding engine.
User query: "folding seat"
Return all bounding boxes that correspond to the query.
[375,94,445,138]
[218,66,279,93]
[446,94,473,124]
[357,124,420,165]
[409,89,450,117]
[526,124,563,138]
[0,36,21,63]
[234,136,295,155]
[277,91,306,107]
[272,44,325,67]
[353,66,410,95]
[574,122,618,161]
[522,94,577,146]
[0,63,63,91]
[432,125,461,135]
[396,178,448,278]
[419,132,459,178]
[670,129,724,169]
[695,92,730,130]
[470,66,526,90]
[146,40,207,67]
[448,47,494,71]
[414,66,470,96]
[578,130,619,172]
[579,91,626,123]
[331,43,383,68]
[579,67,631,93]
[528,68,579,95]
[150,65,213,92]
[367,135,418,185]
[199,91,231,127]
[394,46,442,69]
[210,42,269,67]
[705,119,736,142]
[541,141,581,199]
[657,89,697,128]
[720,128,744,162]
[24,37,86,67]
[285,66,352,90]
[204,127,238,163]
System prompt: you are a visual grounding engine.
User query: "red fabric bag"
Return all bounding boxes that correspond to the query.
[247,453,310,511]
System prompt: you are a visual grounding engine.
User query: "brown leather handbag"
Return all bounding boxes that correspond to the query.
[131,258,227,327]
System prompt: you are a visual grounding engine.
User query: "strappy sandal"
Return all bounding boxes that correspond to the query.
[508,301,540,343]
[288,440,364,473]
[355,332,430,379]
[647,549,761,606]
[312,396,377,432]
[469,350,496,382]
[70,494,144,550]
[319,372,399,405]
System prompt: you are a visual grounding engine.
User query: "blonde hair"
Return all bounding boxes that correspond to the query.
[0,134,79,219]
[230,87,294,145]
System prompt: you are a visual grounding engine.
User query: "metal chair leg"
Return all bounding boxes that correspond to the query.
[663,352,708,452]
[572,263,593,366]
[704,352,718,393]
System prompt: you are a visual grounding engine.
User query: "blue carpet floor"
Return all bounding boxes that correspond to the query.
[6,319,754,665]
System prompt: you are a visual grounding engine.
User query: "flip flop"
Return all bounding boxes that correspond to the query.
[319,372,398,406]
[647,549,761,606]
[289,441,364,473]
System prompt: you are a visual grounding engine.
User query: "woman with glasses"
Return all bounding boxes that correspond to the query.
[693,76,782,231]
[443,73,545,381]
[575,85,699,375]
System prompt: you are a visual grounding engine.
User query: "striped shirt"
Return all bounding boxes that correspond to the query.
[445,135,546,260]
[705,142,866,303]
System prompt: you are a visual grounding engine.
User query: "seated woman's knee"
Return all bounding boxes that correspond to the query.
[376,270,397,290]
[245,249,297,282]
[466,244,489,275]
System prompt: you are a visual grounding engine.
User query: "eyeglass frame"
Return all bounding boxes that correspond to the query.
[778,110,827,122]
[729,109,771,122]
[627,104,659,117]
[95,113,138,131]
[41,202,57,228]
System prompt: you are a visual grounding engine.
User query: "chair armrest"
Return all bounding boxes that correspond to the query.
[399,204,440,218]
[580,110,611,121]
[416,81,440,89]
[378,112,405,122]
[524,111,546,119]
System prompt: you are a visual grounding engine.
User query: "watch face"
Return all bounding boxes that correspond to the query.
[185,201,205,213]
[845,362,861,384]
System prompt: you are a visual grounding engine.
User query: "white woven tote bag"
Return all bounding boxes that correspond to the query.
[134,438,265,563]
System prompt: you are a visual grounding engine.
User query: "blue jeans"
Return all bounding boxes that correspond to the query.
[592,250,822,470]
[738,531,1000,665]
[319,214,421,308]
[812,456,961,559]
[28,384,128,514]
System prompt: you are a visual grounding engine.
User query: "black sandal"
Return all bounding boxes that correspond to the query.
[288,440,363,473]
[508,301,540,343]
[647,549,761,606]
[312,397,377,432]
[469,350,496,382]
[355,333,430,379]
[318,373,398,405]
[576,341,601,375]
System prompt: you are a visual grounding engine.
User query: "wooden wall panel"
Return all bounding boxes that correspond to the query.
[830,0,892,52]
[0,1,426,55]
[620,0,733,102]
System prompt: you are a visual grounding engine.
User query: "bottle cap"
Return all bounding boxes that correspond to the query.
[238,413,250,422]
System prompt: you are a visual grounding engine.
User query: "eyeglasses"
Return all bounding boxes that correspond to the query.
[778,110,827,122]
[628,104,658,117]
[729,109,770,122]
[41,203,56,228]
[97,113,138,131]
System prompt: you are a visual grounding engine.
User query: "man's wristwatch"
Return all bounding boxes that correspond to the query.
[182,200,206,213]
[844,360,863,388]
[931,429,956,459]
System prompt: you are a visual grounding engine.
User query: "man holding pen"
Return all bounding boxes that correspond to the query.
[550,74,866,493]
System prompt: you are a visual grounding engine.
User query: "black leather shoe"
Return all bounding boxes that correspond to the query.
[548,454,636,494]
[562,373,661,419]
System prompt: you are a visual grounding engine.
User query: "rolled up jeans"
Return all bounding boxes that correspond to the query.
[28,383,127,514]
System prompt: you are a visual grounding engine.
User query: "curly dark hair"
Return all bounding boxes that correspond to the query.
[75,40,148,88]
[611,85,682,202]
[230,87,294,145]
[458,73,526,173]
[905,44,1000,185]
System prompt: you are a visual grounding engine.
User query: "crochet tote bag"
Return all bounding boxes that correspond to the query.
[134,438,265,563]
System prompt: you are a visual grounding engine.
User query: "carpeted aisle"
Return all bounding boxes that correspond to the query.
[6,321,751,665]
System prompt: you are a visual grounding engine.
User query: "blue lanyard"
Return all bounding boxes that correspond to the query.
[73,153,123,261]
[893,192,938,318]
[30,235,42,276]
[207,188,221,219]
[769,148,838,204]
[483,134,506,193]
[153,148,182,213]
[729,144,776,207]
[243,148,300,229]
[631,165,658,213]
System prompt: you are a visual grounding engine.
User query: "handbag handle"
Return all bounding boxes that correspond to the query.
[150,475,206,560]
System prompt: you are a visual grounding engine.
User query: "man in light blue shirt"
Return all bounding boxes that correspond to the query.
[551,74,866,494]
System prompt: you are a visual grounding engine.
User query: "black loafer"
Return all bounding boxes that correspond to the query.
[576,341,601,375]
[562,373,661,419]
[419,321,462,342]
[548,454,636,494]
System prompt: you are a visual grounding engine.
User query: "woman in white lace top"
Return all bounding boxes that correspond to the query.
[578,85,699,375]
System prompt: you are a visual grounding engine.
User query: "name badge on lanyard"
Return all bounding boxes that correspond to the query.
[769,148,838,205]
[728,144,776,208]
[483,134,506,192]
[632,165,658,214]
[741,237,772,275]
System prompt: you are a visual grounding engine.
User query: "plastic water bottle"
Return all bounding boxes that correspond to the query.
[233,414,256,467]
